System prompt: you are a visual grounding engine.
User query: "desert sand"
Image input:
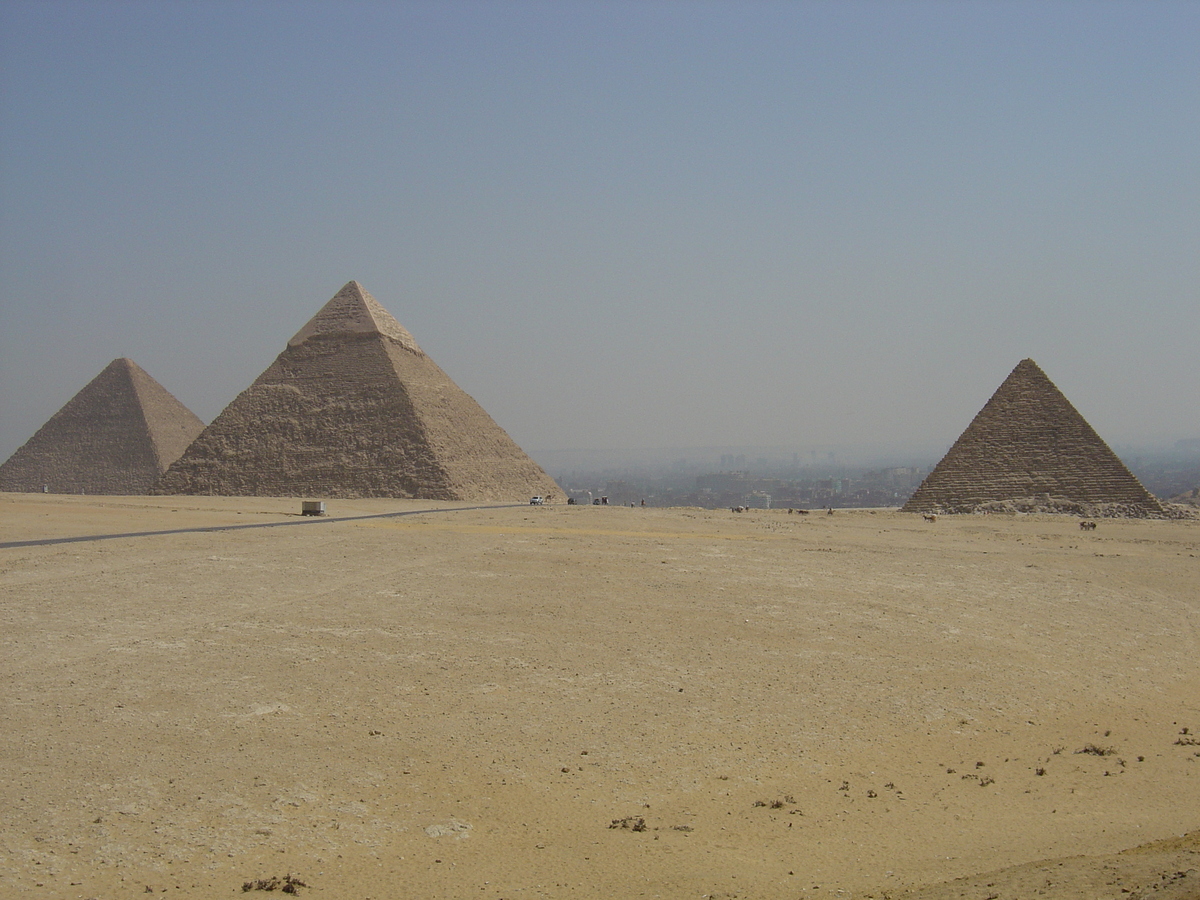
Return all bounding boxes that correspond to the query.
[2,493,1198,899]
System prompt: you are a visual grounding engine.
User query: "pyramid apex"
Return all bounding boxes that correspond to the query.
[999,359,1058,389]
[287,281,422,353]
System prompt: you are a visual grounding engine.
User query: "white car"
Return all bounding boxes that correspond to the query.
[529,496,544,505]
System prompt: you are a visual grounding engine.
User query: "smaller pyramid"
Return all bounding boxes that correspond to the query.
[902,359,1164,517]
[155,281,559,501]
[1170,487,1200,508]
[0,358,205,495]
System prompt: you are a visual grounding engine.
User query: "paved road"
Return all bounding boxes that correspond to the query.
[0,504,523,550]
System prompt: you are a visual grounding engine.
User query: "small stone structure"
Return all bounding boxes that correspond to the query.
[902,359,1164,517]
[1170,487,1200,508]
[0,358,204,495]
[154,281,559,501]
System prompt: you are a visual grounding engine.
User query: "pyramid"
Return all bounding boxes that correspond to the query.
[1170,487,1200,508]
[902,359,1164,517]
[154,281,559,501]
[0,358,205,495]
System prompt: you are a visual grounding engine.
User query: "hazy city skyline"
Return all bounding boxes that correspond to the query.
[2,2,1197,466]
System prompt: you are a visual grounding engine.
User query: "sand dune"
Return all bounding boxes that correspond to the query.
[2,494,1197,898]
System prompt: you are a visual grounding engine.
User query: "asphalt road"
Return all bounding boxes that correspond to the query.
[0,503,523,550]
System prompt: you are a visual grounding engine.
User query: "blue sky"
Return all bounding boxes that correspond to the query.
[2,0,1197,464]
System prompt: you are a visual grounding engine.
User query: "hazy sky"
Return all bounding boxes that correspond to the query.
[2,1,1197,465]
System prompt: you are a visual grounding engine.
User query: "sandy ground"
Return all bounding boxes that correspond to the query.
[1,493,1198,900]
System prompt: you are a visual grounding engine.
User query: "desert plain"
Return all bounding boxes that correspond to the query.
[1,493,1198,900]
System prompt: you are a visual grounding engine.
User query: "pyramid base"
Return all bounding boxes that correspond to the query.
[905,495,1172,519]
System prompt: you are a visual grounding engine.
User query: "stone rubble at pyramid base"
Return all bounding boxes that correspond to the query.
[1168,487,1200,508]
[914,496,1190,519]
[151,483,532,502]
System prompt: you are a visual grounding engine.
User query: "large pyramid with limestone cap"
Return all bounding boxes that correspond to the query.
[0,358,205,495]
[154,281,559,501]
[902,359,1164,517]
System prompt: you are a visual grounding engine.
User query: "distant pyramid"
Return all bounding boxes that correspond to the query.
[0,358,205,495]
[154,281,559,501]
[902,359,1164,517]
[1171,487,1200,508]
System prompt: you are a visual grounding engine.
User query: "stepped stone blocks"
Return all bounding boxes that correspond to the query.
[902,359,1164,517]
[154,281,559,501]
[0,358,205,495]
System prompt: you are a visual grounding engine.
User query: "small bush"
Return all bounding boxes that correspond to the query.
[242,874,307,894]
[609,816,647,832]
